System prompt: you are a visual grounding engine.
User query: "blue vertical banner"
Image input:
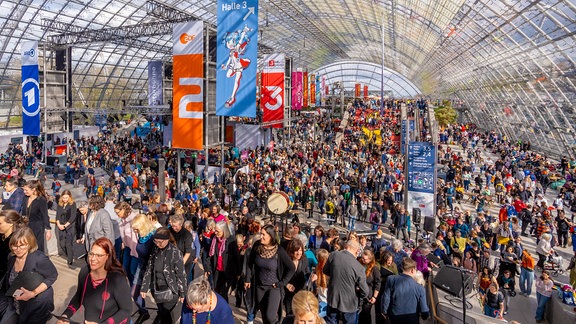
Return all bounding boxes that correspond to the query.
[21,40,40,136]
[148,60,163,106]
[216,0,258,117]
[407,141,436,218]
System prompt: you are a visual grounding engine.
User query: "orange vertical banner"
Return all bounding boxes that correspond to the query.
[172,21,204,150]
[354,83,361,97]
[310,73,316,106]
[364,85,369,99]
[303,72,308,108]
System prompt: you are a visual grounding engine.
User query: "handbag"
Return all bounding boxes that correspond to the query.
[153,287,174,304]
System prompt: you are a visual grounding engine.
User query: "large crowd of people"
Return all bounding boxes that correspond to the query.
[0,98,574,324]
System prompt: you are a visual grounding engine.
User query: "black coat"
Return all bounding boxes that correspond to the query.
[205,236,240,279]
[0,250,58,324]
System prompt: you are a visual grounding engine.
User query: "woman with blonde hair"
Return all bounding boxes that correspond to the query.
[130,214,156,323]
[282,290,325,324]
[55,189,77,265]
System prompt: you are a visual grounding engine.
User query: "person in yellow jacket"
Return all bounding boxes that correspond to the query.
[326,199,335,226]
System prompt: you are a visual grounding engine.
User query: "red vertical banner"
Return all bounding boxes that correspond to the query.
[364,85,369,99]
[310,73,316,106]
[261,53,285,128]
[354,83,361,97]
[303,72,308,108]
[172,21,204,150]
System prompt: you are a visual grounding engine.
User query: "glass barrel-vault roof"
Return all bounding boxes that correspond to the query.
[0,0,574,157]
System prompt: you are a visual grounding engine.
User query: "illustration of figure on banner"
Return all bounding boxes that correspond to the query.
[221,25,252,108]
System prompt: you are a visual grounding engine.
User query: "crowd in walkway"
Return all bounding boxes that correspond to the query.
[0,98,575,324]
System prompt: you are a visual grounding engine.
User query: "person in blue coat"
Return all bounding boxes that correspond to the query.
[181,278,234,324]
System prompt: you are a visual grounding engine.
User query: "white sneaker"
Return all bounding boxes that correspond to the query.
[247,321,254,324]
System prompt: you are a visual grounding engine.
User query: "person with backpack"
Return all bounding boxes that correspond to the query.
[51,179,62,197]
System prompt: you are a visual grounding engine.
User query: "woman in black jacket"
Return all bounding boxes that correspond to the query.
[55,190,77,265]
[204,221,240,302]
[359,248,381,324]
[1,227,58,324]
[20,180,51,253]
[141,227,186,324]
[245,224,295,324]
[283,238,310,316]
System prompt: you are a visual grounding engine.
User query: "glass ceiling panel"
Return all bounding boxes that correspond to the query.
[0,0,573,156]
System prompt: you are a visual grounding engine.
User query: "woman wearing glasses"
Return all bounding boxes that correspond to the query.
[0,227,58,324]
[57,237,131,324]
[141,227,187,324]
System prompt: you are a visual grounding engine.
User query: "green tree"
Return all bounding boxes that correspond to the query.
[434,102,458,127]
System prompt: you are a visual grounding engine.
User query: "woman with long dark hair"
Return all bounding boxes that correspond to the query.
[283,239,310,316]
[141,227,186,324]
[244,224,295,324]
[20,180,51,253]
[359,248,381,324]
[55,190,77,265]
[57,237,132,323]
[0,209,28,280]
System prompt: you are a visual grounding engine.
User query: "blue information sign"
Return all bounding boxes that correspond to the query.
[407,141,436,193]
[400,119,415,155]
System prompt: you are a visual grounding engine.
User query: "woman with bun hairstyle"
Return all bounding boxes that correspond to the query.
[0,209,28,280]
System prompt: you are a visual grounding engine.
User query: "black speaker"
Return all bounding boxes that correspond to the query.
[433,265,474,298]
[412,208,422,224]
[55,49,66,71]
[423,216,435,233]
[426,253,444,268]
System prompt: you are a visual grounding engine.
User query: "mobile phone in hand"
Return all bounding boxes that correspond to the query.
[12,289,23,297]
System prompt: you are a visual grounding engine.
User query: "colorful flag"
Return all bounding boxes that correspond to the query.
[303,72,308,107]
[261,53,284,128]
[310,74,316,106]
[21,41,40,136]
[148,60,163,105]
[172,21,204,150]
[291,71,303,110]
[216,0,258,117]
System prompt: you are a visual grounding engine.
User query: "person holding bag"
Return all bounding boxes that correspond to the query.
[141,227,186,324]
[0,227,58,324]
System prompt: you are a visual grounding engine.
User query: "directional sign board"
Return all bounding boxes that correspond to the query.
[407,141,436,219]
[401,119,415,154]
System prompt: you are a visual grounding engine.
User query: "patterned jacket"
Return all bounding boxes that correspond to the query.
[142,243,186,299]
